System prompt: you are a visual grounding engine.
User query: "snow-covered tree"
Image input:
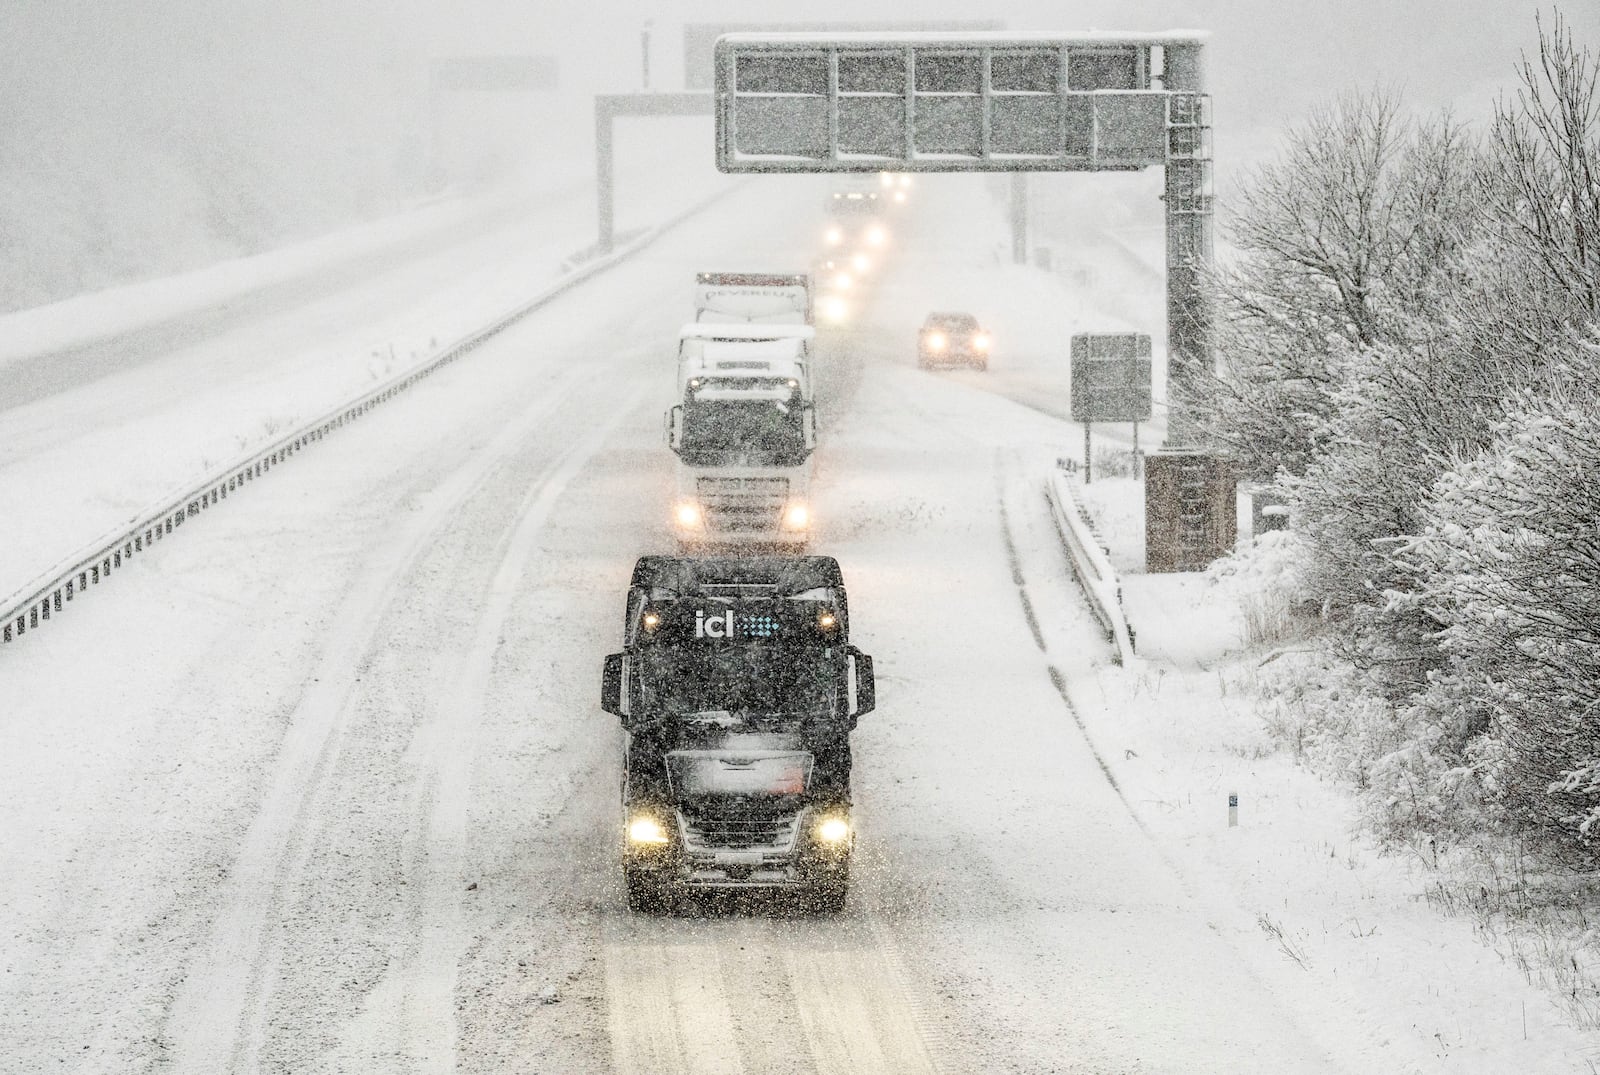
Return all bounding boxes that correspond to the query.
[1196,90,1479,483]
[1398,368,1600,858]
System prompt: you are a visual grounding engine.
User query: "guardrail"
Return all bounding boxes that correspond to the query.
[1044,463,1137,665]
[1,184,737,645]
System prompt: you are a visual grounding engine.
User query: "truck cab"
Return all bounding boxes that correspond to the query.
[665,365,816,549]
[601,557,875,913]
[677,323,814,403]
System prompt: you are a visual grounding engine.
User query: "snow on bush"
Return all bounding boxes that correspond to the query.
[1399,387,1600,859]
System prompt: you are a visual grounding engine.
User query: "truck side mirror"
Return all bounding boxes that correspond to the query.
[601,653,627,719]
[803,404,817,451]
[664,405,683,453]
[847,646,874,721]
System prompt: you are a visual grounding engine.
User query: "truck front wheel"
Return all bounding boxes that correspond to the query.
[624,867,669,914]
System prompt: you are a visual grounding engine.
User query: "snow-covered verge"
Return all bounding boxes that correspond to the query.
[1073,472,1600,1068]
[0,120,746,608]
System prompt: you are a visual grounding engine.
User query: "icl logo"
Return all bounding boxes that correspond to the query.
[695,609,781,639]
[695,609,736,639]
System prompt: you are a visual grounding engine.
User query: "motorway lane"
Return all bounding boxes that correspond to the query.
[3,171,1357,1073]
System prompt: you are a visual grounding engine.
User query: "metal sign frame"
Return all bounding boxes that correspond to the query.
[714,31,1206,174]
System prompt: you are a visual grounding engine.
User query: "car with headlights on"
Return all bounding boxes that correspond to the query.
[917,312,991,371]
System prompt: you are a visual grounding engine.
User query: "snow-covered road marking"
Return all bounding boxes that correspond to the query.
[602,939,744,1075]
[388,385,643,1073]
[160,364,597,1073]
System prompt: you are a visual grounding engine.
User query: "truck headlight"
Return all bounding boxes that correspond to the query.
[866,225,888,246]
[925,331,946,351]
[825,225,843,245]
[782,503,810,530]
[822,296,848,323]
[675,502,703,528]
[816,816,851,843]
[973,334,991,352]
[628,816,671,844]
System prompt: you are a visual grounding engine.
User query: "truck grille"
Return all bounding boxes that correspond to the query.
[696,477,788,532]
[681,813,800,855]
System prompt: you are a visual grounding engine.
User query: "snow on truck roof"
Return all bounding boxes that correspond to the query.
[679,323,815,341]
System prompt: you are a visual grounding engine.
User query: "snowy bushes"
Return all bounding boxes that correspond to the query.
[1205,15,1600,860]
[1399,381,1600,858]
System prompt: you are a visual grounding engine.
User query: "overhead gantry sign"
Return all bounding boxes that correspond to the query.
[712,31,1207,174]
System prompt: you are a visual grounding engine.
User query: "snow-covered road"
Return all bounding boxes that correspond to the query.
[4,166,1597,1073]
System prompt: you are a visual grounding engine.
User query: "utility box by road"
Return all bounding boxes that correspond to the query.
[1145,451,1235,572]
[1069,333,1152,423]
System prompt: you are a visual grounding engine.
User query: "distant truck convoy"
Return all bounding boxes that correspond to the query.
[667,272,819,548]
[601,556,875,913]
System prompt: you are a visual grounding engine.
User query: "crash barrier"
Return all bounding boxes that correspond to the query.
[0,184,740,645]
[1045,463,1137,665]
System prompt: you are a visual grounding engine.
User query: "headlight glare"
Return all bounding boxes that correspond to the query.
[675,502,703,528]
[628,816,671,844]
[816,817,851,843]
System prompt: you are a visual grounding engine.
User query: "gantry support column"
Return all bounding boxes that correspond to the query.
[1160,43,1213,447]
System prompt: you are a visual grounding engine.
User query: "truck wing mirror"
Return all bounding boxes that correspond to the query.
[601,653,627,719]
[803,404,817,451]
[665,405,683,453]
[847,646,874,720]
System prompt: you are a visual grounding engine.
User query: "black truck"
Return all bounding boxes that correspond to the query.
[601,555,875,913]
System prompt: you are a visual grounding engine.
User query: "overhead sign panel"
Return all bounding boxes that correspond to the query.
[715,32,1206,173]
[684,21,1004,91]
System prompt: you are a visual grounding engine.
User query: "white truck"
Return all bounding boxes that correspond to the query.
[692,271,811,326]
[667,272,819,549]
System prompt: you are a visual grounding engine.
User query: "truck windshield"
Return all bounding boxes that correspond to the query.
[639,645,838,718]
[679,398,807,467]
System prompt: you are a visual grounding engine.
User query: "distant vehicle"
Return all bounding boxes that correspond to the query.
[823,191,889,249]
[693,271,811,326]
[918,312,991,371]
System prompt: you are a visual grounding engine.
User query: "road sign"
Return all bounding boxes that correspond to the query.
[1070,334,1152,424]
[684,21,1004,91]
[713,32,1205,173]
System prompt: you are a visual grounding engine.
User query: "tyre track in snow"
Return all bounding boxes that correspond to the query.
[160,365,635,1073]
[599,908,941,1075]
